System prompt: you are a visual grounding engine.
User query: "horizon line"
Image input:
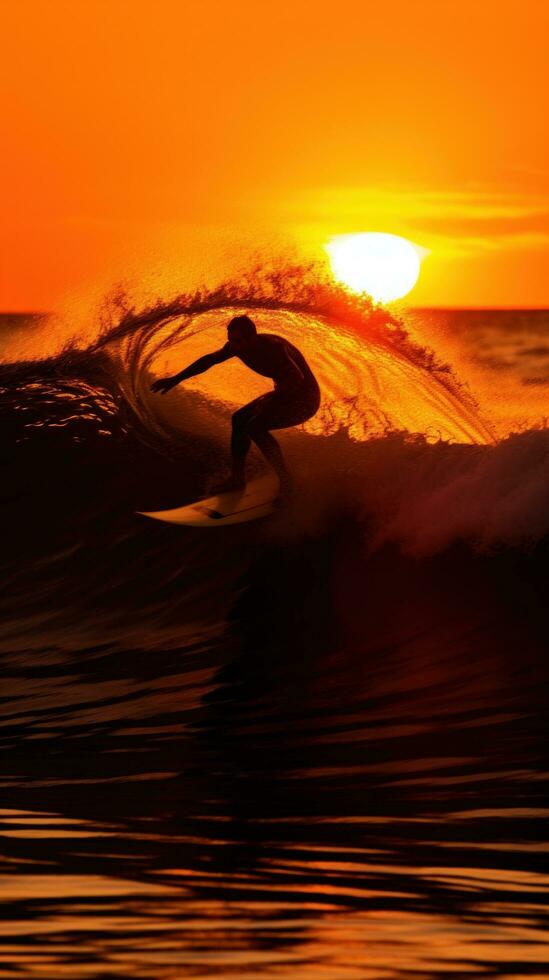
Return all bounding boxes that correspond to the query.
[405,305,549,312]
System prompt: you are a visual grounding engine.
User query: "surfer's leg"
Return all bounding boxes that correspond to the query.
[230,417,251,484]
[229,396,271,487]
[230,389,317,493]
[243,389,321,493]
[247,418,292,493]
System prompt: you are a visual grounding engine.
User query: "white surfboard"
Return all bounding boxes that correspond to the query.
[137,473,280,527]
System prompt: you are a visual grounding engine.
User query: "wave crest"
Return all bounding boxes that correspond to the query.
[86,262,494,445]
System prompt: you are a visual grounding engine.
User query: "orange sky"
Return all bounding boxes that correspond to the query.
[1,0,548,311]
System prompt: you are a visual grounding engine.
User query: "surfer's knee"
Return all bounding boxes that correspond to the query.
[246,414,268,440]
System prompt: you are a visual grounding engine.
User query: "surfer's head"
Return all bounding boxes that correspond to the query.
[227,315,257,349]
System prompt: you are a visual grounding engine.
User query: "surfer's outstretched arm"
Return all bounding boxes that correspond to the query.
[151,347,233,394]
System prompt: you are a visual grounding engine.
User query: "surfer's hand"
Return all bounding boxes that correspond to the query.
[151,377,178,394]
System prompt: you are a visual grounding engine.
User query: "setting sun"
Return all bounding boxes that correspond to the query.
[326,232,422,303]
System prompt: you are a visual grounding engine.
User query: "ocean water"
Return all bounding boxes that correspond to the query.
[0,275,548,979]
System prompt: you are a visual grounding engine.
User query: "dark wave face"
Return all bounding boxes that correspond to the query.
[0,272,548,978]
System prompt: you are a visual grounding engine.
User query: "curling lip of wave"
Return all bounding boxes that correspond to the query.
[84,265,495,446]
[1,264,494,446]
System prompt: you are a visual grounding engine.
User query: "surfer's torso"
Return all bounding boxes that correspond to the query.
[222,333,319,396]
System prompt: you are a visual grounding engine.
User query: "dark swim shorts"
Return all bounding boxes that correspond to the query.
[234,384,321,431]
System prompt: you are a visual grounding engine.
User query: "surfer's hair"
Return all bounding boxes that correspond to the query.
[227,315,257,339]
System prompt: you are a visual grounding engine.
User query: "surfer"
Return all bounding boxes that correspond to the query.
[151,315,320,495]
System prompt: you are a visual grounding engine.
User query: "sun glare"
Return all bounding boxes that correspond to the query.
[326,232,422,303]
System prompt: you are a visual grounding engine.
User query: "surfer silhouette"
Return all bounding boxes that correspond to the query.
[151,315,320,495]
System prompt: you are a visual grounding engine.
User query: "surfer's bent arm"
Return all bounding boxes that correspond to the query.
[151,347,233,393]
